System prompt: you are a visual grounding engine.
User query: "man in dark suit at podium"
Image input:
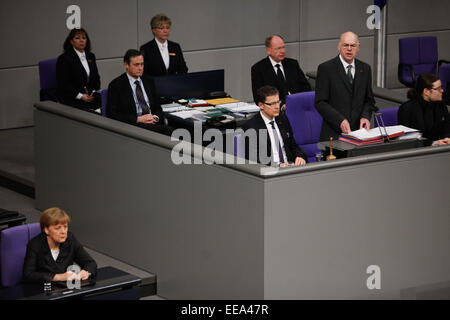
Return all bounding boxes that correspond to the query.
[242,86,307,167]
[106,49,170,135]
[315,31,376,141]
[251,35,311,109]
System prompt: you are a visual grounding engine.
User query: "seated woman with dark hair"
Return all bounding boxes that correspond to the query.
[56,28,101,111]
[398,73,450,146]
[22,207,97,283]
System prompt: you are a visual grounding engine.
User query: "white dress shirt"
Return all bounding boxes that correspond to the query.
[127,73,151,116]
[268,56,290,95]
[260,111,287,164]
[339,54,355,78]
[156,39,170,70]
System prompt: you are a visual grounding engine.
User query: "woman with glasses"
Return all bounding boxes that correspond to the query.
[398,73,450,146]
[56,28,101,111]
[140,14,188,77]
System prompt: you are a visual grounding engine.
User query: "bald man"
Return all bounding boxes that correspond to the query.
[251,35,311,108]
[315,31,376,141]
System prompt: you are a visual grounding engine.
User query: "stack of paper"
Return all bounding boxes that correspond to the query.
[188,99,209,107]
[170,110,204,119]
[339,125,413,146]
[219,102,260,113]
[161,103,190,113]
[205,98,240,105]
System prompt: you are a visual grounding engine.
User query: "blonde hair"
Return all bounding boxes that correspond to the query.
[150,14,172,29]
[40,207,71,231]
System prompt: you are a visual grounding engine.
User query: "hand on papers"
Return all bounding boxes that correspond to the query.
[81,94,95,103]
[432,137,450,146]
[359,118,370,130]
[340,119,351,134]
[280,157,306,167]
[137,114,158,124]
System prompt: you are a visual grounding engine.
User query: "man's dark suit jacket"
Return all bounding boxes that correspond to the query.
[242,112,307,165]
[315,55,376,141]
[56,49,101,110]
[251,57,311,103]
[22,232,97,283]
[140,39,188,77]
[106,73,165,129]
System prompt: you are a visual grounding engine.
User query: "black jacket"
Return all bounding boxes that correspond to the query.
[398,97,450,140]
[242,112,307,165]
[106,73,165,125]
[22,232,97,283]
[315,56,375,141]
[56,49,101,110]
[140,39,188,77]
[251,57,311,104]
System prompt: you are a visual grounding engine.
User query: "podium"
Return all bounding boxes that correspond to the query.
[317,138,426,158]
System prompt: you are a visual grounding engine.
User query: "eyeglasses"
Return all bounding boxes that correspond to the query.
[156,26,171,30]
[430,86,443,91]
[263,100,282,107]
[341,43,358,49]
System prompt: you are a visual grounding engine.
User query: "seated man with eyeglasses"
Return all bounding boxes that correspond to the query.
[242,85,307,167]
[140,13,188,77]
[315,31,376,141]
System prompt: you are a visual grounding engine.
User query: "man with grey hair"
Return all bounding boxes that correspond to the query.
[251,34,311,109]
[315,31,376,141]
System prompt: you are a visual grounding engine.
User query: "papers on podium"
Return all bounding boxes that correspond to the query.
[339,125,419,146]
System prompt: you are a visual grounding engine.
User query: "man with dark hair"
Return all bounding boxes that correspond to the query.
[242,85,307,167]
[251,34,311,109]
[106,49,170,134]
[315,31,376,141]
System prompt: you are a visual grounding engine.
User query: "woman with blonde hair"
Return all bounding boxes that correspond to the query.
[23,207,97,283]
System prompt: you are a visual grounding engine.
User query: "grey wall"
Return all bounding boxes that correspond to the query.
[2,0,450,128]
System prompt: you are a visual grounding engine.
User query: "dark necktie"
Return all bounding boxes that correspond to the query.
[134,80,151,115]
[275,64,287,96]
[269,120,285,164]
[347,65,353,85]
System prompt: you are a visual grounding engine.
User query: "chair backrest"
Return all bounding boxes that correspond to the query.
[285,91,322,162]
[399,37,438,87]
[0,223,41,287]
[373,106,399,128]
[100,88,108,116]
[438,63,450,93]
[38,58,58,102]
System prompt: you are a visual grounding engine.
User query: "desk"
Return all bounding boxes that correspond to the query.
[0,213,26,230]
[317,138,425,158]
[0,266,141,300]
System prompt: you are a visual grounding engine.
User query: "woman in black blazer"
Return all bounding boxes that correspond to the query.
[398,73,450,146]
[22,207,97,283]
[56,28,101,111]
[140,14,188,77]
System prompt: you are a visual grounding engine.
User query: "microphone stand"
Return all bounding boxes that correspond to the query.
[373,112,390,143]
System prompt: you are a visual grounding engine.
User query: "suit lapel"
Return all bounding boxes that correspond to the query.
[353,59,364,96]
[122,73,137,115]
[335,56,352,93]
[151,39,167,75]
[70,49,88,83]
[255,113,272,158]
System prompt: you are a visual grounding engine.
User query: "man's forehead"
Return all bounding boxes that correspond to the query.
[340,33,358,44]
[265,94,279,101]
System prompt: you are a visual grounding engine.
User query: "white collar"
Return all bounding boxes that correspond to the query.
[126,73,141,86]
[260,111,275,125]
[73,47,86,58]
[339,54,355,70]
[268,56,283,68]
[155,39,168,49]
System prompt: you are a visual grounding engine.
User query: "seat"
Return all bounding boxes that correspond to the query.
[398,36,449,88]
[285,91,322,163]
[38,58,58,102]
[100,88,108,116]
[373,106,399,128]
[438,63,450,94]
[0,223,41,287]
